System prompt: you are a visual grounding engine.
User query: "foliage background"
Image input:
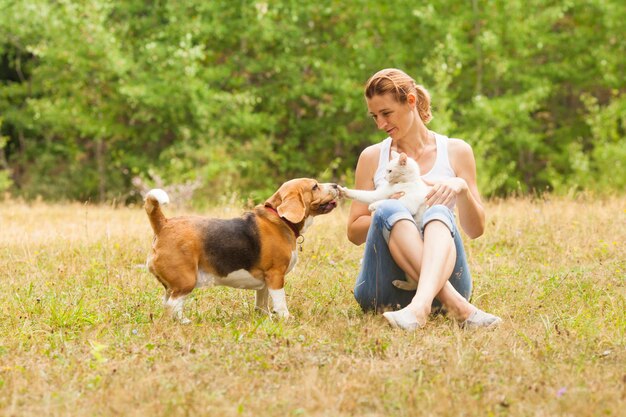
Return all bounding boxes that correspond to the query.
[1,0,625,203]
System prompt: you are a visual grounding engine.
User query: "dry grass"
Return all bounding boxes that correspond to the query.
[0,196,624,416]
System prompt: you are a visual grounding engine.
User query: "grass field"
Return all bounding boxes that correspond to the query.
[0,196,624,416]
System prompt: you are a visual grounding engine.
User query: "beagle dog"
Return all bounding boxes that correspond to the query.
[144,179,339,323]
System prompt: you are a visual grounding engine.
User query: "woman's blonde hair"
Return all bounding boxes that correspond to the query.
[364,68,432,123]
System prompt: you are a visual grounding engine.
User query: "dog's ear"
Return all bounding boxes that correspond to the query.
[276,191,306,224]
[399,152,408,166]
[265,191,282,212]
[391,150,400,159]
[266,189,306,224]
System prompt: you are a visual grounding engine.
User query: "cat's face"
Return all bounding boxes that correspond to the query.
[386,152,421,184]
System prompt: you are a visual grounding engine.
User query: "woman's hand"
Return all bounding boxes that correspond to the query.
[424,178,468,207]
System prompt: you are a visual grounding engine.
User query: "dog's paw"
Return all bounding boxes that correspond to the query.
[255,305,271,315]
[272,308,291,320]
[368,203,379,213]
[392,279,418,291]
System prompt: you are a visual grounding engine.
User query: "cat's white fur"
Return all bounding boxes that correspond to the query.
[340,151,430,222]
[339,151,431,291]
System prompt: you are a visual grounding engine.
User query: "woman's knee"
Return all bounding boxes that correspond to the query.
[353,283,373,312]
[422,204,456,237]
[372,199,408,221]
[371,200,415,234]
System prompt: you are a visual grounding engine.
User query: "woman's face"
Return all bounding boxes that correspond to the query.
[366,93,417,140]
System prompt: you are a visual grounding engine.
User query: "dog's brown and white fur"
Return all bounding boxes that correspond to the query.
[144,179,339,323]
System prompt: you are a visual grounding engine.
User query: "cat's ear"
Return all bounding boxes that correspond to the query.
[399,152,408,166]
[390,150,400,159]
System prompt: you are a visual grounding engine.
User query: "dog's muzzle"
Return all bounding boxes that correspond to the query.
[318,200,337,213]
[316,184,339,213]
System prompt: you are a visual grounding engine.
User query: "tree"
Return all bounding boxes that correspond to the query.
[1,0,624,202]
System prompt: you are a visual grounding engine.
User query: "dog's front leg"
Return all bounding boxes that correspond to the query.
[268,288,290,319]
[266,270,290,319]
[255,286,270,314]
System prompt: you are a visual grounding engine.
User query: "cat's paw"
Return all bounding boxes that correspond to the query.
[338,186,350,198]
[368,203,379,212]
[392,279,418,291]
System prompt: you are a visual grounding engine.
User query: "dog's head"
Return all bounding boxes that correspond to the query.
[265,178,339,224]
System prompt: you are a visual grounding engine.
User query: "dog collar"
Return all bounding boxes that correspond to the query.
[264,205,300,239]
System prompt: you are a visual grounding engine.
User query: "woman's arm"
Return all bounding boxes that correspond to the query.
[346,145,380,245]
[449,140,485,238]
[425,140,485,239]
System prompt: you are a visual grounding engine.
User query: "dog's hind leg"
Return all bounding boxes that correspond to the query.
[165,281,195,325]
[162,287,172,305]
[156,263,196,324]
[165,294,191,324]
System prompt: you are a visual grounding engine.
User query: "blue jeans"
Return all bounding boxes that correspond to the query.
[353,200,472,313]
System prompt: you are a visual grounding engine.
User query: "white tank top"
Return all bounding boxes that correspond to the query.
[373,131,457,208]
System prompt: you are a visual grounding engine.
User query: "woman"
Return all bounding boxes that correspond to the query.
[345,68,501,331]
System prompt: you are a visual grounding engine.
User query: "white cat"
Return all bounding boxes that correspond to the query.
[339,151,431,291]
[339,151,430,222]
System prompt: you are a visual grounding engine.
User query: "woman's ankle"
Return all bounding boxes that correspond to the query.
[407,301,431,319]
[443,300,475,321]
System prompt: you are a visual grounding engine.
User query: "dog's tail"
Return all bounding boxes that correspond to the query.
[144,189,170,234]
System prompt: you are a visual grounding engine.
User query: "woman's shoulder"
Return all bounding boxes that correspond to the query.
[358,141,384,164]
[445,137,476,174]
[446,137,474,159]
[354,141,386,183]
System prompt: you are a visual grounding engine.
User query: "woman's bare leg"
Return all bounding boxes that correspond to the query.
[385,220,475,328]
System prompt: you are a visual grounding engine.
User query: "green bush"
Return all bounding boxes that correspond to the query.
[1,0,624,202]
